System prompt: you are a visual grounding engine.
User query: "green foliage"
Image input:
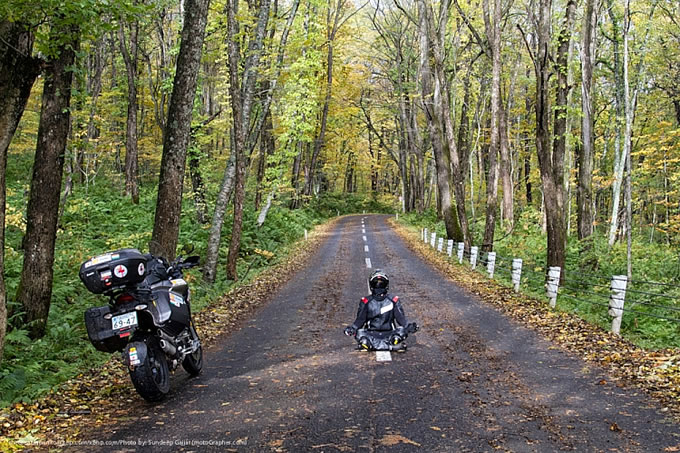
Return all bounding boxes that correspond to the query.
[308,192,395,218]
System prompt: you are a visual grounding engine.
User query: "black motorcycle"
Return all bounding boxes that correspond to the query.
[79,248,203,402]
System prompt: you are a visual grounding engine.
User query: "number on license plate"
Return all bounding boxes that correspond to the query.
[112,311,138,330]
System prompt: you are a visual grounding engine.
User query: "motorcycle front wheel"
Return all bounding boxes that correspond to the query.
[182,324,203,376]
[129,336,170,402]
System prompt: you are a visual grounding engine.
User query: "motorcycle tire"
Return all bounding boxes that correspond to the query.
[182,324,203,376]
[129,336,170,402]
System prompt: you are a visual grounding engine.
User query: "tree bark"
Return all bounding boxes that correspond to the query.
[433,1,471,246]
[119,18,140,204]
[18,25,78,339]
[551,0,576,244]
[202,152,236,283]
[0,20,42,358]
[499,94,513,230]
[606,0,625,245]
[418,0,462,241]
[578,0,597,240]
[533,0,574,272]
[481,0,501,251]
[82,37,105,186]
[225,0,271,280]
[150,0,210,260]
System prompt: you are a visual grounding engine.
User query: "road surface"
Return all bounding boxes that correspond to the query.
[73,215,679,452]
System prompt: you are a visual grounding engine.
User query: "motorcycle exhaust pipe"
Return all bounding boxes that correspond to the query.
[159,338,177,357]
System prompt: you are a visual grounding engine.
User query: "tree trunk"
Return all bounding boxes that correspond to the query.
[82,37,105,186]
[0,20,42,358]
[418,0,461,241]
[551,0,576,246]
[188,145,208,224]
[482,0,502,252]
[578,0,597,240]
[225,0,272,280]
[18,26,78,339]
[623,0,633,279]
[304,19,334,197]
[606,0,625,245]
[119,19,140,204]
[499,96,513,231]
[203,152,236,283]
[254,108,273,210]
[533,0,574,272]
[434,7,471,245]
[151,0,210,260]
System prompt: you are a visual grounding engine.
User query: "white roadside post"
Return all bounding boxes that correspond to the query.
[430,232,436,248]
[511,259,523,292]
[437,237,444,252]
[609,275,628,335]
[487,252,497,279]
[446,240,454,257]
[546,266,561,308]
[457,243,464,264]
[396,213,399,220]
[424,228,429,244]
[304,229,308,241]
[470,246,479,269]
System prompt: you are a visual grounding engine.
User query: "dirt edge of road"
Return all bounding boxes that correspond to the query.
[0,218,339,452]
[390,219,680,422]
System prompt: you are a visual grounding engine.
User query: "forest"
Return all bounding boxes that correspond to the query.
[0,0,679,406]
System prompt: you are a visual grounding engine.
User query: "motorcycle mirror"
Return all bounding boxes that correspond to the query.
[185,255,200,265]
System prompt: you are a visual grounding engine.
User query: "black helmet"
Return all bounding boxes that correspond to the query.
[369,270,389,296]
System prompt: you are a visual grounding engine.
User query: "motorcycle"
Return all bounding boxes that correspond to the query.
[79,248,203,402]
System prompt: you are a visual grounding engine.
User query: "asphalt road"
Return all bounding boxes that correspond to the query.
[77,215,678,452]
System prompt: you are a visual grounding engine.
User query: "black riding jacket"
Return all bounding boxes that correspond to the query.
[350,293,408,332]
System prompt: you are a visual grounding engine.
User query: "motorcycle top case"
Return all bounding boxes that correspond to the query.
[79,248,147,294]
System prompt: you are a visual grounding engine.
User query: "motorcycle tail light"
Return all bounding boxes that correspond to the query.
[116,294,135,304]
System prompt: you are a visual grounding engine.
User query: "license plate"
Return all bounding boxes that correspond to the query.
[112,311,138,330]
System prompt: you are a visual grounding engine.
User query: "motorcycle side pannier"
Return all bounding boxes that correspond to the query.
[84,306,129,352]
[79,248,147,294]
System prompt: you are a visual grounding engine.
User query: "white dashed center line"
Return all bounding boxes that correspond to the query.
[365,258,372,268]
[364,245,369,252]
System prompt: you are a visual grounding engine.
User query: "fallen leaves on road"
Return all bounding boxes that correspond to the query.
[0,220,338,451]
[379,434,421,447]
[391,220,680,420]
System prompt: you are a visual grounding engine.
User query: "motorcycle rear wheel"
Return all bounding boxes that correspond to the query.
[129,336,170,402]
[182,325,203,376]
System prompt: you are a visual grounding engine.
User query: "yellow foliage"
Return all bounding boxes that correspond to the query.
[5,205,25,232]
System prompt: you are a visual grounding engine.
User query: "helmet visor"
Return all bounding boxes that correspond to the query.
[371,277,388,289]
